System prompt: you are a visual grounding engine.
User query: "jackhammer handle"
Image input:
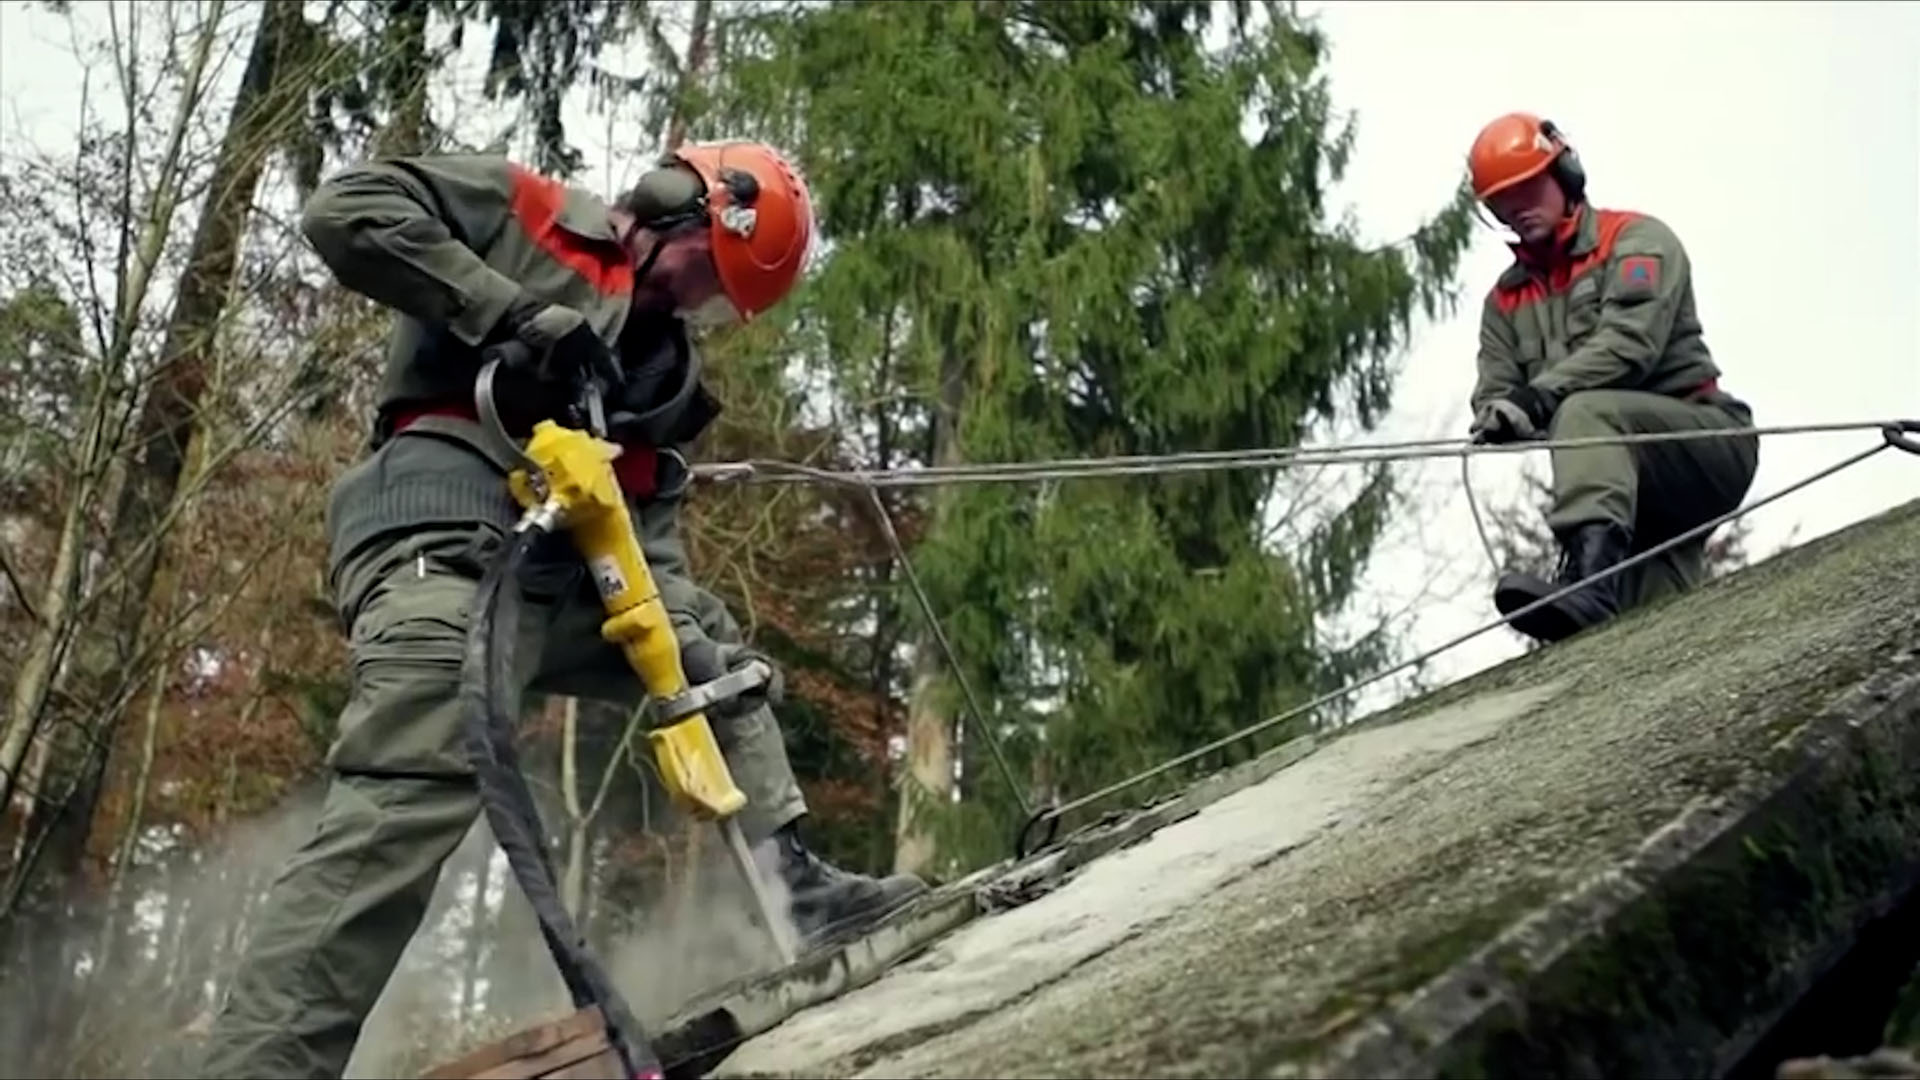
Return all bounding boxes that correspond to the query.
[656,660,773,724]
[481,339,536,369]
[477,339,611,438]
[472,348,545,481]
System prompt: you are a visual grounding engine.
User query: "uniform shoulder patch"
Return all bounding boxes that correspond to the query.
[1616,254,1661,299]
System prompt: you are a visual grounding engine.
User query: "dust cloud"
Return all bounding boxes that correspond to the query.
[1,770,798,1078]
[344,815,800,1078]
[0,780,328,1080]
[605,826,800,1027]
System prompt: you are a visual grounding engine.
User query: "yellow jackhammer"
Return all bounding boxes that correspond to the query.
[457,343,796,1079]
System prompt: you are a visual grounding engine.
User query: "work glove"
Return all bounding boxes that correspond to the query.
[493,297,627,396]
[679,638,786,718]
[1470,385,1556,445]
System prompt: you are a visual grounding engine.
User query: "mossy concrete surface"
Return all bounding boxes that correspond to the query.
[714,493,1920,1079]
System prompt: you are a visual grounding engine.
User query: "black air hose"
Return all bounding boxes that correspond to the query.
[459,525,662,1079]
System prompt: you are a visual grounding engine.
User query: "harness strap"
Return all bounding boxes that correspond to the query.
[391,400,663,498]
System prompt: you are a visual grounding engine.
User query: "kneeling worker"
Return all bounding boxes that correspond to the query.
[1463,112,1760,644]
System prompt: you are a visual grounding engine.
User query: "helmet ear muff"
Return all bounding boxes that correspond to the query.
[617,164,708,233]
[1540,119,1587,203]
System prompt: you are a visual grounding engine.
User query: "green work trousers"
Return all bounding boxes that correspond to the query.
[198,499,806,1079]
[1546,387,1760,610]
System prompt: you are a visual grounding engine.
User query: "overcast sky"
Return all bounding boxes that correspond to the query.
[2,0,1916,704]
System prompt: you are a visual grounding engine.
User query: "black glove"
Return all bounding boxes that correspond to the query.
[679,638,785,717]
[1469,385,1557,445]
[1501,384,1556,433]
[494,298,626,395]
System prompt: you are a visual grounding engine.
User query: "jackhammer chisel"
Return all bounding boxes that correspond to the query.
[460,342,797,1079]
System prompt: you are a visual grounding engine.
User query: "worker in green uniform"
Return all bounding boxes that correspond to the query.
[199,143,926,1079]
[1463,112,1760,644]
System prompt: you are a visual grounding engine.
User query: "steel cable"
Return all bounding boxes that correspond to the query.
[689,418,1920,859]
[693,420,1906,490]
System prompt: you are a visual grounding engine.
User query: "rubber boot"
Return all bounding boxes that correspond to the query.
[1493,521,1632,644]
[765,819,928,948]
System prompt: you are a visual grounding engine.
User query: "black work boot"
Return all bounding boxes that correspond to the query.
[765,819,928,949]
[1494,521,1633,644]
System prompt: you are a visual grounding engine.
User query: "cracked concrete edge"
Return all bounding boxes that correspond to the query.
[1049,733,1323,879]
[654,732,1325,1072]
[655,885,981,1072]
[725,888,983,1036]
[1287,648,1920,1080]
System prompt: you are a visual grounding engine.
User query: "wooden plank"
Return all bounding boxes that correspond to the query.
[421,1007,624,1080]
[541,1050,629,1080]
[469,1031,610,1080]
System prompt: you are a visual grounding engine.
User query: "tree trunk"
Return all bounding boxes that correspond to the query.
[15,0,318,925]
[1,0,230,877]
[62,656,168,1068]
[893,655,955,876]
[371,0,434,157]
[5,716,58,867]
[869,307,902,869]
[161,862,192,994]
[89,649,177,966]
[77,656,170,1025]
[459,843,495,1028]
[99,0,305,681]
[560,697,588,920]
[0,385,113,839]
[662,0,714,151]
[892,336,968,877]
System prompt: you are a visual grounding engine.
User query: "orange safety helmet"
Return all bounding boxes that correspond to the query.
[1467,112,1586,202]
[664,140,815,321]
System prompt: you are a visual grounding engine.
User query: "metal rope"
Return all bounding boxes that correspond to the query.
[694,419,1905,490]
[863,485,1032,817]
[1462,451,1502,579]
[1014,431,1913,851]
[692,418,1920,859]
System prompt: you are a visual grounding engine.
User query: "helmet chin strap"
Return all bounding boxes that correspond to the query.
[1474,198,1580,252]
[617,173,741,324]
[1474,201,1537,250]
[628,233,738,331]
[633,234,667,283]
[616,161,712,293]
